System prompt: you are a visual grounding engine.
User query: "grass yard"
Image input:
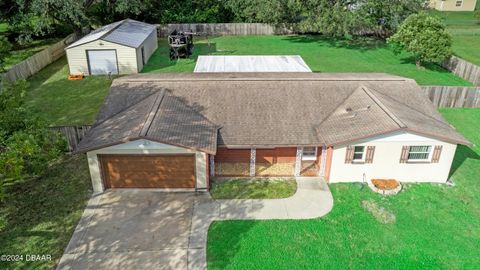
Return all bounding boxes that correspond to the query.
[210,178,297,199]
[0,154,92,270]
[430,11,480,65]
[3,38,60,70]
[207,108,480,269]
[143,35,471,86]
[25,57,113,125]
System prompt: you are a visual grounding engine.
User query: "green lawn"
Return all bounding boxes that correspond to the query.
[0,21,61,70]
[25,57,113,126]
[25,35,472,126]
[210,178,297,199]
[430,11,480,65]
[207,108,480,269]
[143,35,471,86]
[0,154,92,270]
[3,38,60,70]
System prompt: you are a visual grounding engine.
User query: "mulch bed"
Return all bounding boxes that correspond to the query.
[371,179,400,190]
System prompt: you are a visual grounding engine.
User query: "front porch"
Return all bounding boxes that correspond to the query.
[210,146,333,179]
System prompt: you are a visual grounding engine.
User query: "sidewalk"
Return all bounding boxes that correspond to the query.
[187,177,334,270]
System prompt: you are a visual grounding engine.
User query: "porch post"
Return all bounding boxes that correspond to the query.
[294,147,302,176]
[209,154,215,178]
[318,146,327,177]
[250,148,256,177]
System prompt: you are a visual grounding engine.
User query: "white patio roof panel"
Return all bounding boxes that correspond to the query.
[194,55,312,73]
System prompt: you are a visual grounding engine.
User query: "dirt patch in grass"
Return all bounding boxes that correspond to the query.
[361,200,396,224]
[210,177,297,199]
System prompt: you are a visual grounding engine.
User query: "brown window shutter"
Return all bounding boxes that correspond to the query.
[345,146,354,164]
[400,146,409,163]
[432,145,443,163]
[365,146,375,163]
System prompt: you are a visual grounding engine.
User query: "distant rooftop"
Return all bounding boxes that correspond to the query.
[66,19,156,49]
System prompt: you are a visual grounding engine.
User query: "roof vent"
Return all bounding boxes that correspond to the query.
[346,107,353,112]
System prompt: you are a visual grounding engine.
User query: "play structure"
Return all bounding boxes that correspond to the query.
[168,30,194,60]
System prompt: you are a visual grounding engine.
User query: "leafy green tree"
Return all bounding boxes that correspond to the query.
[0,81,65,200]
[355,0,426,37]
[387,12,452,67]
[0,37,12,72]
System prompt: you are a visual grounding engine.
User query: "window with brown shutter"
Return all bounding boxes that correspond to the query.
[365,146,375,163]
[345,146,354,163]
[432,145,443,163]
[400,146,409,163]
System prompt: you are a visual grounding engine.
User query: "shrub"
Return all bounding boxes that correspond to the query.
[388,12,452,67]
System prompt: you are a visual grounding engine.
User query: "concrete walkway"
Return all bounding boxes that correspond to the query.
[57,177,333,270]
[187,177,334,270]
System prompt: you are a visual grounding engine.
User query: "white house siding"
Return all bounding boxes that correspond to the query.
[329,132,458,183]
[66,40,138,75]
[86,139,208,193]
[135,30,158,72]
[430,0,477,11]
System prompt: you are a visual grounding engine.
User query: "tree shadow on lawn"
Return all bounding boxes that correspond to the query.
[399,56,455,74]
[0,154,92,269]
[282,35,385,52]
[449,145,480,177]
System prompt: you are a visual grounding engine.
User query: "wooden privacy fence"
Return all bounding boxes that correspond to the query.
[49,125,92,152]
[2,33,81,82]
[421,86,480,108]
[442,56,480,86]
[157,23,293,37]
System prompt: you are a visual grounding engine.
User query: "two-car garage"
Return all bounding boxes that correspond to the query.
[99,154,196,189]
[84,140,210,193]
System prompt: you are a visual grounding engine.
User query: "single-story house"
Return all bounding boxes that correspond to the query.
[77,73,471,193]
[65,19,158,75]
[429,0,477,11]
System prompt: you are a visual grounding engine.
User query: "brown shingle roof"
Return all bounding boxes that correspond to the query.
[77,73,471,153]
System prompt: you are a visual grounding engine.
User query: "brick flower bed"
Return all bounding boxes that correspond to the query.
[368,179,402,196]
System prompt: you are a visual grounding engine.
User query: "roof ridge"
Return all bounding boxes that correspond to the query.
[313,86,365,143]
[369,87,454,128]
[362,87,407,128]
[139,90,165,137]
[99,19,127,40]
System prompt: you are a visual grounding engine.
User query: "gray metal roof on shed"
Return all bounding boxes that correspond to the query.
[66,19,156,49]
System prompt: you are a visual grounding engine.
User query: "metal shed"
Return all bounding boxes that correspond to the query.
[65,19,158,75]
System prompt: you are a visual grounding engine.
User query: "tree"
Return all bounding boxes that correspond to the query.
[0,37,12,72]
[387,12,452,68]
[0,81,65,200]
[355,0,426,37]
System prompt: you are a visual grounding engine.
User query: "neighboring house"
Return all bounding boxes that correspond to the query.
[429,0,477,11]
[77,73,470,193]
[65,19,158,76]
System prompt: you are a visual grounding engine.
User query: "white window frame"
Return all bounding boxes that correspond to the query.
[407,145,433,162]
[352,146,366,162]
[302,146,317,161]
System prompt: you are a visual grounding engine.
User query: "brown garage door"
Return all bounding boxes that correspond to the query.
[99,154,195,189]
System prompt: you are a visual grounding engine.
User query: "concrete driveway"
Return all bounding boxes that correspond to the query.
[58,177,334,270]
[57,190,196,270]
